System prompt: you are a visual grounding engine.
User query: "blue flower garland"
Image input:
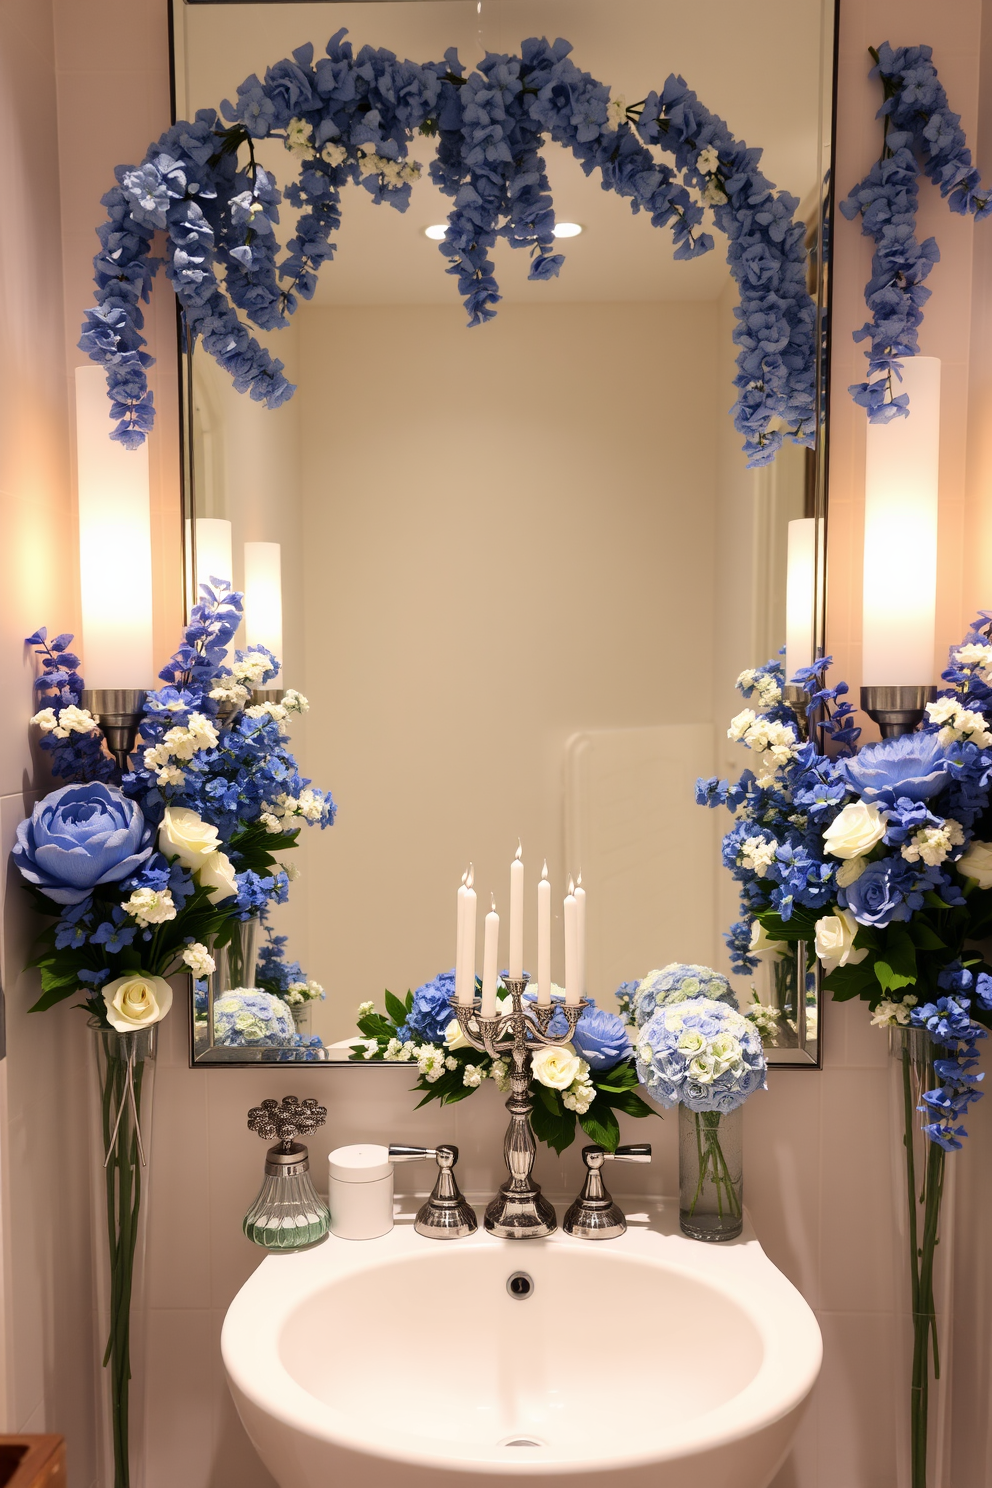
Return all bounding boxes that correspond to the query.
[82,32,818,467]
[841,43,992,422]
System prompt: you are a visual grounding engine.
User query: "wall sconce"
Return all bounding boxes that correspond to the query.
[244,541,284,703]
[75,366,153,769]
[861,356,940,737]
[193,517,233,596]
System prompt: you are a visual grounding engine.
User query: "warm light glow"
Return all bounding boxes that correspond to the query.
[243,541,283,665]
[466,864,474,888]
[553,222,583,238]
[541,860,548,880]
[195,518,233,597]
[785,517,821,682]
[75,366,153,689]
[515,841,522,861]
[424,224,447,240]
[862,357,940,686]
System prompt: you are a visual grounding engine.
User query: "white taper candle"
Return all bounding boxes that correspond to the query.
[537,861,551,1005]
[509,841,524,980]
[574,873,586,1001]
[481,897,500,1017]
[564,880,579,1004]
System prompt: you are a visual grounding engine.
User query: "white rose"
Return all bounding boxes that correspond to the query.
[749,920,787,958]
[159,807,222,869]
[103,973,173,1031]
[814,908,867,971]
[957,839,992,889]
[687,1053,717,1084]
[822,800,887,860]
[444,1016,475,1052]
[677,1029,707,1057]
[197,850,238,900]
[530,1043,581,1090]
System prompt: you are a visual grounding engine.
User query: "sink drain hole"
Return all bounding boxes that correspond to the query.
[506,1271,534,1299]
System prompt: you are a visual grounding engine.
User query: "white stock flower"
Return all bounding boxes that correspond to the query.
[320,140,347,166]
[384,1037,415,1062]
[361,1038,380,1059]
[198,850,238,901]
[231,654,273,687]
[123,887,176,927]
[562,1076,595,1113]
[415,1044,447,1082]
[870,997,917,1028]
[159,807,222,868]
[957,838,992,888]
[103,973,173,1031]
[31,707,58,731]
[282,689,309,714]
[209,678,250,707]
[952,642,992,683]
[605,95,627,130]
[245,701,289,726]
[39,704,99,739]
[284,117,313,154]
[463,1063,485,1088]
[926,697,992,748]
[814,909,867,971]
[746,997,781,1040]
[901,820,964,867]
[531,1043,582,1090]
[823,800,887,859]
[284,860,301,880]
[182,942,216,977]
[739,836,777,877]
[697,145,720,173]
[491,1057,511,1092]
[357,1000,375,1017]
[728,708,758,742]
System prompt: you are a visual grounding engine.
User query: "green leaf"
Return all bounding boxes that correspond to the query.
[530,1091,576,1154]
[404,989,414,1014]
[874,924,917,993]
[604,1089,655,1119]
[823,959,878,1001]
[384,991,409,1027]
[578,1100,620,1151]
[28,983,80,1013]
[906,920,947,951]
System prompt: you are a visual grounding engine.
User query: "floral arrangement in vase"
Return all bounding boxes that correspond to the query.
[350,970,654,1153]
[699,626,992,1484]
[15,587,334,1488]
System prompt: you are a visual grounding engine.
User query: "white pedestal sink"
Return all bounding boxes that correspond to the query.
[223,1198,821,1488]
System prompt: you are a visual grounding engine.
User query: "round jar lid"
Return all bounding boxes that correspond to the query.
[328,1143,393,1183]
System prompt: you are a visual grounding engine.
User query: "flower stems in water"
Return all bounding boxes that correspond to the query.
[687,1111,742,1222]
[902,1041,945,1488]
[101,1042,146,1488]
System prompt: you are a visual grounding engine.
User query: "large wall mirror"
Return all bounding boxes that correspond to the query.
[172,0,837,1067]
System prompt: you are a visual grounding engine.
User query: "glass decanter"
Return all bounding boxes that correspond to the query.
[244,1095,330,1250]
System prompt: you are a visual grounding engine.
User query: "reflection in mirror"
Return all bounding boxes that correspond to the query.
[174,0,835,1066]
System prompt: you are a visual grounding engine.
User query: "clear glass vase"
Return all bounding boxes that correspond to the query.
[215,915,259,991]
[889,1025,949,1488]
[291,1001,312,1037]
[243,1142,330,1250]
[679,1104,743,1241]
[90,1021,158,1488]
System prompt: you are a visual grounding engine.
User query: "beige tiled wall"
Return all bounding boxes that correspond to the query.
[1,1,989,1486]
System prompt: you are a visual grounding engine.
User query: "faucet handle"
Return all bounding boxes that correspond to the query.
[388,1144,475,1240]
[388,1143,458,1164]
[605,1143,652,1163]
[565,1144,651,1240]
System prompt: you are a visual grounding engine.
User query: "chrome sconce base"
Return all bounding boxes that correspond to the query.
[81,688,147,771]
[860,685,937,739]
[451,975,589,1239]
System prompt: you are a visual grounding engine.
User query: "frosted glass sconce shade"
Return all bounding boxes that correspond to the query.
[74,366,153,689]
[785,517,820,682]
[862,357,940,687]
[244,542,283,663]
[193,518,233,598]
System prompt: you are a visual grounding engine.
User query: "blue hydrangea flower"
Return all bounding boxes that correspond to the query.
[406,970,457,1045]
[212,989,296,1045]
[632,964,737,1028]
[635,996,766,1114]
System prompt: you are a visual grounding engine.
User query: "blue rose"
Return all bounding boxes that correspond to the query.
[836,733,956,807]
[572,1007,632,1070]
[839,857,923,928]
[406,970,457,1045]
[14,783,154,905]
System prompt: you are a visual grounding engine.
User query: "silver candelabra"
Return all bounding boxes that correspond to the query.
[451,974,589,1239]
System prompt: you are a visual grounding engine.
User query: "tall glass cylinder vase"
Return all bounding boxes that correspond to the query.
[679,1104,743,1241]
[889,1026,951,1488]
[215,915,259,992]
[90,1021,158,1488]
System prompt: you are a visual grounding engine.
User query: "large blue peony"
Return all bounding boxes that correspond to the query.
[571,1007,632,1070]
[14,783,154,905]
[836,732,957,807]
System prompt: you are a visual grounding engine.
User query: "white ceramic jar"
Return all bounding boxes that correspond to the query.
[327,1144,394,1239]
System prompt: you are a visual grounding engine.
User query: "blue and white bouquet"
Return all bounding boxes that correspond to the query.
[350,971,655,1153]
[17,587,335,1043]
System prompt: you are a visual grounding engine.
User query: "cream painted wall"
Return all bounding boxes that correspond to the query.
[0,2,988,1488]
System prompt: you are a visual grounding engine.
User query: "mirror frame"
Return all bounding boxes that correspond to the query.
[170,0,840,1070]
